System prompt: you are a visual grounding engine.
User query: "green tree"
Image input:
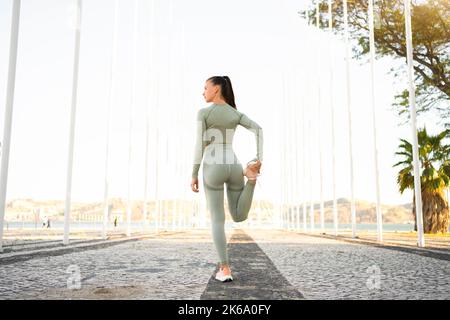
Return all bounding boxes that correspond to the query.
[393,127,450,233]
[299,0,449,128]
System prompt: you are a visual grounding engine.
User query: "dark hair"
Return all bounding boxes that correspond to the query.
[207,76,237,109]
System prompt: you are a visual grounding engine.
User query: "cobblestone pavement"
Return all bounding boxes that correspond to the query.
[0,230,219,300]
[318,230,450,250]
[0,228,449,299]
[245,229,450,300]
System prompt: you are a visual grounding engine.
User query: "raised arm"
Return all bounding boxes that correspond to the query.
[239,112,263,162]
[192,108,207,179]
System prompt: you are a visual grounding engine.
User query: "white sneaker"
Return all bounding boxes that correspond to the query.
[215,267,233,282]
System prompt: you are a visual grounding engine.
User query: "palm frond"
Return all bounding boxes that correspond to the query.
[393,160,411,167]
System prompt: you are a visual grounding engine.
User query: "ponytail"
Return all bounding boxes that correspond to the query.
[207,76,237,109]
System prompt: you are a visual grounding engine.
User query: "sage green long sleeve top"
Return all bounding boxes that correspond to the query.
[192,103,263,179]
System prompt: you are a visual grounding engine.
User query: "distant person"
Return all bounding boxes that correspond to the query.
[114,216,118,228]
[47,217,51,228]
[42,216,48,228]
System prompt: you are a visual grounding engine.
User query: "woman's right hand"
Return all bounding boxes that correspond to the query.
[191,178,199,193]
[248,159,262,174]
[256,160,262,173]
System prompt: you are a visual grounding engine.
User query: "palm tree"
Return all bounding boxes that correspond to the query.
[393,127,450,234]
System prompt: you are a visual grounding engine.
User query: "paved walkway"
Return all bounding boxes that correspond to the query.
[201,229,304,300]
[0,228,449,300]
[319,230,450,250]
[246,229,450,299]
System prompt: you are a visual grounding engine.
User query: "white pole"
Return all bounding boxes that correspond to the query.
[287,70,291,231]
[165,136,169,230]
[295,72,301,231]
[155,76,160,233]
[168,0,177,232]
[328,0,338,236]
[287,70,293,231]
[0,0,21,253]
[303,18,310,233]
[316,0,325,234]
[309,23,315,234]
[309,113,314,233]
[291,71,296,231]
[343,0,356,238]
[143,0,156,231]
[293,69,298,232]
[143,69,150,230]
[126,0,139,237]
[152,1,160,234]
[102,0,119,240]
[368,0,383,242]
[286,72,289,231]
[404,0,425,247]
[302,78,307,233]
[180,21,187,230]
[63,0,82,246]
[281,71,286,230]
[166,0,173,231]
[284,70,288,230]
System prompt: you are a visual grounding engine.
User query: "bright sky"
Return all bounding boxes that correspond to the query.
[0,0,444,205]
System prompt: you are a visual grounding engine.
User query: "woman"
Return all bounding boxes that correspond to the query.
[190,76,263,282]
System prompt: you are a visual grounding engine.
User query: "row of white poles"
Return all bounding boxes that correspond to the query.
[0,0,188,249]
[280,0,424,247]
[0,0,426,251]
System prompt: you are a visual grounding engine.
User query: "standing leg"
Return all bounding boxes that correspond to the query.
[203,163,229,265]
[226,163,256,223]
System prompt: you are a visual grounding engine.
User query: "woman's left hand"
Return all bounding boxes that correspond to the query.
[191,178,199,192]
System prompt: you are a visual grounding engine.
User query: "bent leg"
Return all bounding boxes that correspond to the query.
[226,163,256,223]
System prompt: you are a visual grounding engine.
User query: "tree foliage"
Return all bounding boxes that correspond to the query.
[299,0,449,127]
[393,127,450,233]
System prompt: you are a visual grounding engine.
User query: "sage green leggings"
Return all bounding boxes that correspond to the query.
[202,159,256,265]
